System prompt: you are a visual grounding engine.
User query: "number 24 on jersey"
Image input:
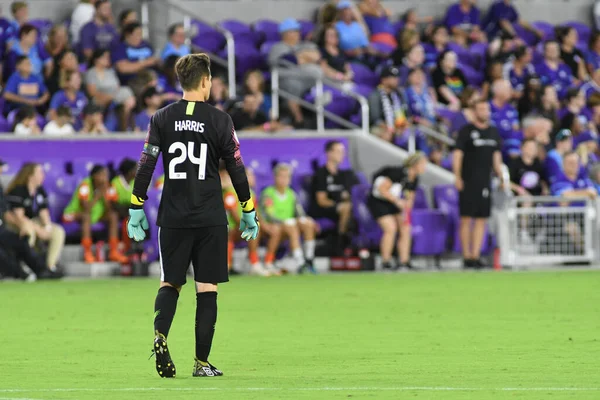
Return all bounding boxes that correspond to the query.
[168,141,207,180]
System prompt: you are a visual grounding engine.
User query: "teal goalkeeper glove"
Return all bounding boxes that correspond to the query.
[127,209,149,242]
[240,210,260,241]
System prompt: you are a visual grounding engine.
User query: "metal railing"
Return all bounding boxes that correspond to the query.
[140,0,237,98]
[271,59,369,133]
[497,196,597,268]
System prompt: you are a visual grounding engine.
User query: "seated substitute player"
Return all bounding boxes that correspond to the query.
[261,163,318,274]
[367,152,427,270]
[221,163,278,276]
[126,53,259,378]
[62,165,128,264]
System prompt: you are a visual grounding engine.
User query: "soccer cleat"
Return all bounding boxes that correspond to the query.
[398,261,414,270]
[473,259,487,270]
[192,358,223,377]
[83,250,97,264]
[382,261,398,271]
[265,263,282,276]
[463,259,474,269]
[152,333,176,378]
[298,260,317,274]
[250,262,271,276]
[109,250,129,264]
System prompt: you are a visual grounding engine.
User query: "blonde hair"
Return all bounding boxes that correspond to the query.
[403,151,426,168]
[274,162,293,176]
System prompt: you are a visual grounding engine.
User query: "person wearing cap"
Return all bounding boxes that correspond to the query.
[368,65,408,143]
[134,87,161,131]
[335,0,374,61]
[80,103,108,134]
[268,18,323,128]
[79,0,118,61]
[574,131,599,169]
[43,105,75,135]
[63,164,128,264]
[545,129,573,184]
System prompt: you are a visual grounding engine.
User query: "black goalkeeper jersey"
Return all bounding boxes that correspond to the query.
[133,99,250,229]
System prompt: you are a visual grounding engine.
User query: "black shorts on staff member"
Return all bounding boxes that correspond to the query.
[459,185,492,218]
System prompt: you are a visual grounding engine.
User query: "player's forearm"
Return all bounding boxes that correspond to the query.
[225,161,252,209]
[131,151,158,209]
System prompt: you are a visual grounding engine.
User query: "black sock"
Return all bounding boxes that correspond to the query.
[154,286,179,337]
[195,292,218,362]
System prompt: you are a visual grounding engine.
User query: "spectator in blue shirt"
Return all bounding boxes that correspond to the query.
[134,87,161,132]
[404,67,437,127]
[79,0,118,61]
[535,40,574,100]
[550,151,596,202]
[111,22,158,84]
[4,24,52,81]
[335,1,374,61]
[396,44,426,86]
[3,55,49,115]
[444,0,486,46]
[481,0,543,40]
[422,25,449,71]
[545,129,573,184]
[503,45,535,98]
[48,71,88,130]
[160,23,190,61]
[3,1,29,46]
[586,31,600,75]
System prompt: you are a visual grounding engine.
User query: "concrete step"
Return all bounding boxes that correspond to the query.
[63,262,120,278]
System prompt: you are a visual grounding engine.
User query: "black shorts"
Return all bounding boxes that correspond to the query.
[310,205,339,222]
[158,225,229,286]
[459,185,491,218]
[367,196,401,220]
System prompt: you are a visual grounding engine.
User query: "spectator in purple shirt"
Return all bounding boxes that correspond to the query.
[503,45,535,98]
[423,25,449,70]
[3,56,49,115]
[559,88,592,132]
[535,40,574,100]
[574,131,599,170]
[134,87,160,132]
[48,71,88,130]
[111,22,158,84]
[79,0,118,61]
[550,151,596,202]
[489,79,520,139]
[5,24,52,82]
[585,31,600,75]
[481,0,542,40]
[546,129,573,184]
[3,1,30,47]
[444,0,486,46]
[397,44,426,86]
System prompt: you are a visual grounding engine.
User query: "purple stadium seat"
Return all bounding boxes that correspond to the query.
[40,158,66,178]
[468,42,488,69]
[392,20,404,36]
[413,186,429,209]
[71,158,108,178]
[218,46,263,80]
[354,83,375,98]
[411,210,448,256]
[514,24,538,47]
[436,107,460,122]
[0,157,24,175]
[247,157,273,177]
[458,62,484,86]
[351,63,378,87]
[6,109,46,128]
[352,184,381,248]
[192,32,226,53]
[355,172,368,185]
[29,18,53,39]
[448,42,477,69]
[564,21,591,48]
[45,175,78,222]
[0,115,10,133]
[298,20,314,39]
[532,21,555,41]
[219,19,261,46]
[305,86,358,118]
[253,19,280,43]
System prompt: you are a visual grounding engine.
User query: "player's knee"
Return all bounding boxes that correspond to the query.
[196,282,218,293]
[338,202,352,214]
[400,223,411,235]
[382,223,397,235]
[160,281,182,292]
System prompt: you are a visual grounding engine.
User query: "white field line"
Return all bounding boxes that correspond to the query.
[0,387,599,393]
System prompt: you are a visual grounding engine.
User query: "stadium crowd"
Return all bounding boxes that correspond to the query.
[2,0,600,277]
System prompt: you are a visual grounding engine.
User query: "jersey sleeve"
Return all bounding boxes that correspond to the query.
[6,185,28,210]
[38,187,49,210]
[220,115,252,209]
[455,125,470,152]
[131,113,161,208]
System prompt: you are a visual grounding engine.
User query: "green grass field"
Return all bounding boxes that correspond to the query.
[1,270,599,400]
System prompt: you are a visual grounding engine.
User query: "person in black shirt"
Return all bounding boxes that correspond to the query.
[317,24,353,82]
[127,53,258,379]
[509,139,548,197]
[557,26,587,83]
[367,152,427,270]
[229,93,268,131]
[453,99,505,269]
[5,163,66,272]
[310,140,358,249]
[0,159,47,281]
[431,50,467,110]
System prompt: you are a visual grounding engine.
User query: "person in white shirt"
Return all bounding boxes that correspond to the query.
[43,105,75,136]
[13,106,41,136]
[70,0,97,45]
